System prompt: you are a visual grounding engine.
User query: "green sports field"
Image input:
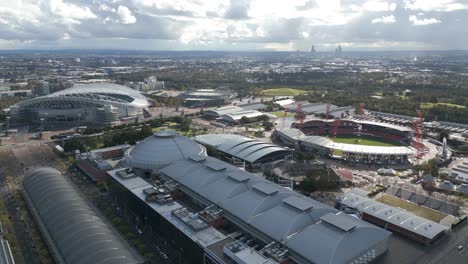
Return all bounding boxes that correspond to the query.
[421,102,466,109]
[271,111,295,118]
[331,136,404,147]
[261,88,306,96]
[377,194,447,222]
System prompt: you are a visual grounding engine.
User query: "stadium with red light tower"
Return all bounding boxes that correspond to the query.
[273,102,428,165]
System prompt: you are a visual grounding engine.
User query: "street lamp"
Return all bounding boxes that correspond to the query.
[5,116,10,137]
[40,118,45,138]
[76,113,81,132]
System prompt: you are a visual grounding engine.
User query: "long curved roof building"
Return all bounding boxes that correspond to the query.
[9,83,150,127]
[194,134,292,165]
[125,130,206,174]
[22,167,142,264]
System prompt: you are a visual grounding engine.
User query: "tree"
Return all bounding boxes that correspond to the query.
[438,130,449,142]
[263,121,273,131]
[240,116,249,124]
[139,124,153,138]
[414,159,439,177]
[179,117,192,132]
[256,115,269,122]
[63,139,85,153]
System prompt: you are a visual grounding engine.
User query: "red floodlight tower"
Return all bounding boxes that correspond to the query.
[412,110,424,159]
[295,102,305,130]
[417,109,424,132]
[332,118,340,140]
[359,102,365,119]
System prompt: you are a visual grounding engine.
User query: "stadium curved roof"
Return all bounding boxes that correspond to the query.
[125,130,206,172]
[14,83,149,109]
[160,156,391,264]
[194,134,291,163]
[23,167,141,264]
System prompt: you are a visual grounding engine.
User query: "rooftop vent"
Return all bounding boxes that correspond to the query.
[283,196,313,212]
[205,161,227,171]
[321,213,356,232]
[154,130,177,138]
[227,171,250,182]
[116,169,136,179]
[253,182,278,195]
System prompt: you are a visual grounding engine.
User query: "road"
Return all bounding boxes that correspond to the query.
[0,166,39,264]
[424,223,468,264]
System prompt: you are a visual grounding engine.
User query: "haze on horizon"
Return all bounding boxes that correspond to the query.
[1,0,468,52]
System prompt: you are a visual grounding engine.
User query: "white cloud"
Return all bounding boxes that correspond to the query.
[99,4,116,13]
[372,15,396,24]
[117,5,136,24]
[137,0,228,18]
[360,1,397,12]
[409,15,441,26]
[49,0,97,20]
[0,0,467,50]
[404,0,468,12]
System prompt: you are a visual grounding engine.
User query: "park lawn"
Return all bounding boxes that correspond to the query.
[421,102,466,109]
[271,111,295,118]
[377,194,447,223]
[261,88,306,96]
[331,136,404,147]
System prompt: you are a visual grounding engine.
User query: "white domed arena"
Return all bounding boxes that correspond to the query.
[9,83,150,128]
[125,130,207,177]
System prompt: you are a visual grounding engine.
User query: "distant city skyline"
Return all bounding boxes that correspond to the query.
[1,0,468,51]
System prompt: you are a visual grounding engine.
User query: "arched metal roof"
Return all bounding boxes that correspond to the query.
[23,167,142,264]
[194,134,291,163]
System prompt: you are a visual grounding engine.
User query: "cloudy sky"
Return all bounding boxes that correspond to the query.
[1,0,468,51]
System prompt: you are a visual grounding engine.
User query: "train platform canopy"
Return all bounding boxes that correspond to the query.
[159,156,391,264]
[341,192,449,241]
[22,167,143,264]
[193,134,291,164]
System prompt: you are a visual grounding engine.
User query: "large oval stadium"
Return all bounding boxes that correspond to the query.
[8,83,150,127]
[275,117,415,165]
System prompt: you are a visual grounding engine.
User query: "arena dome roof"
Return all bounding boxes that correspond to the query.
[125,130,206,173]
[13,82,149,109]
